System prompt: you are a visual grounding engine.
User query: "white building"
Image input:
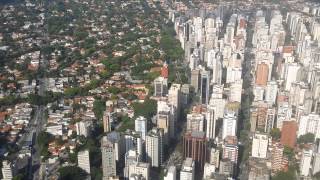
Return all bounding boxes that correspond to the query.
[145,128,163,167]
[76,120,91,137]
[77,150,91,174]
[251,133,268,159]
[222,112,237,139]
[253,85,265,101]
[203,163,215,179]
[186,113,205,133]
[276,102,292,129]
[206,104,216,140]
[164,166,176,180]
[265,81,278,105]
[283,63,300,91]
[180,158,195,180]
[229,80,242,102]
[298,113,320,139]
[209,148,220,168]
[1,160,14,180]
[129,162,150,180]
[46,124,63,136]
[168,84,181,118]
[135,116,147,140]
[101,132,122,179]
[300,149,312,177]
[312,152,320,175]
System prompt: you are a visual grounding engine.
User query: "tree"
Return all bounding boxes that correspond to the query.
[298,133,315,144]
[283,145,294,160]
[37,131,53,159]
[270,128,281,140]
[132,99,157,119]
[272,166,296,180]
[58,166,88,180]
[93,99,106,120]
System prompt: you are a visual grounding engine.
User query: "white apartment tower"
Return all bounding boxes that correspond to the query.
[222,112,237,139]
[300,149,313,177]
[77,150,91,174]
[180,158,195,180]
[251,133,269,158]
[145,128,163,167]
[135,116,147,140]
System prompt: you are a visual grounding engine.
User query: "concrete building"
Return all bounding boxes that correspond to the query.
[76,120,91,137]
[191,69,200,92]
[206,104,216,140]
[300,149,313,177]
[183,132,207,171]
[145,128,163,167]
[200,70,210,105]
[103,111,112,133]
[222,136,239,164]
[222,112,237,139]
[265,81,278,105]
[219,159,234,176]
[168,84,181,119]
[209,148,220,168]
[248,158,270,180]
[203,163,215,179]
[164,166,176,180]
[280,121,297,148]
[271,143,287,173]
[252,133,268,159]
[255,63,269,86]
[312,152,320,175]
[298,113,320,139]
[229,80,242,102]
[180,158,195,180]
[1,160,14,180]
[78,150,91,174]
[101,132,122,179]
[154,76,168,97]
[157,101,176,140]
[128,162,150,180]
[186,113,205,133]
[135,116,147,140]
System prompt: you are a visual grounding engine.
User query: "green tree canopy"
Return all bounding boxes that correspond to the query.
[93,98,106,120]
[270,128,281,140]
[132,99,157,119]
[272,166,296,180]
[58,166,88,180]
[298,133,315,144]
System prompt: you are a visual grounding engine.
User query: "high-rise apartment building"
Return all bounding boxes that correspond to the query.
[128,162,150,180]
[222,136,239,164]
[300,149,312,177]
[222,112,237,139]
[186,113,205,133]
[206,104,216,140]
[164,166,176,180]
[101,132,121,179]
[154,76,168,97]
[280,121,297,148]
[200,70,210,105]
[183,132,207,171]
[251,132,268,159]
[1,160,14,180]
[180,158,195,180]
[145,128,163,167]
[135,116,147,141]
[78,150,91,175]
[255,63,269,86]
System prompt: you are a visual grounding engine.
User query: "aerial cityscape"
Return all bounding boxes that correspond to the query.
[1,0,320,180]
